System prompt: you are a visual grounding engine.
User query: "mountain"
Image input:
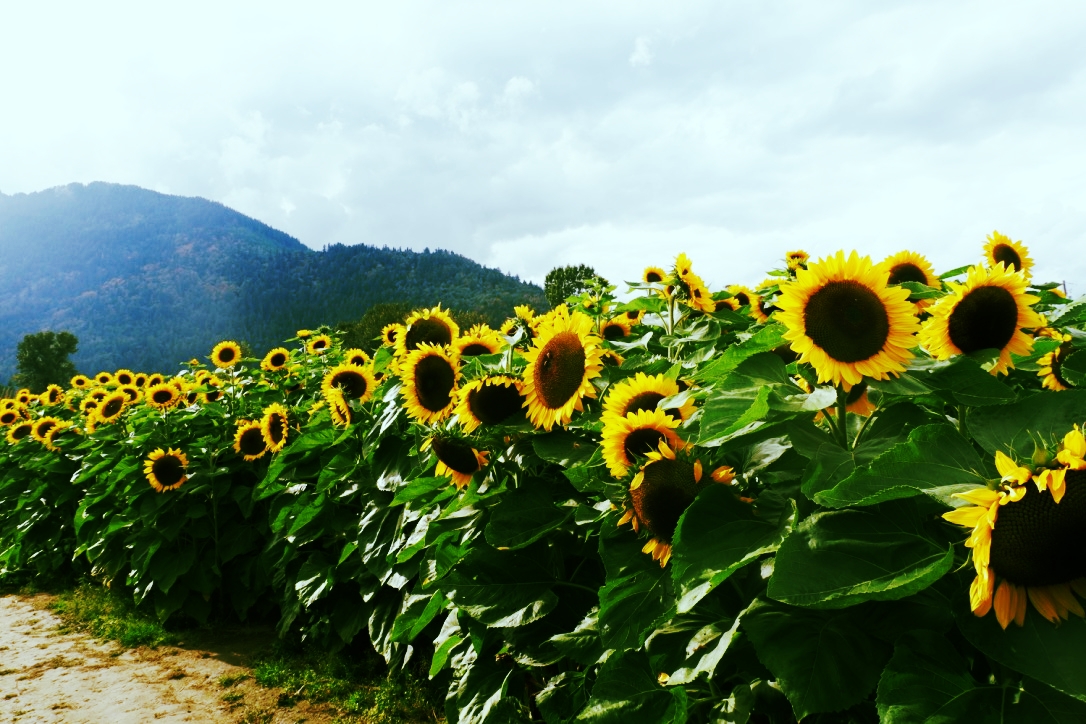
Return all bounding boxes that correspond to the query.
[0,183,547,380]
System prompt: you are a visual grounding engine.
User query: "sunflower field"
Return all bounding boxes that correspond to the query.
[4,231,1086,723]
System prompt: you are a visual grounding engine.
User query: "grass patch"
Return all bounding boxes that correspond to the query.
[48,582,178,648]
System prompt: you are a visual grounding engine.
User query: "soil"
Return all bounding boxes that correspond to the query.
[0,594,339,724]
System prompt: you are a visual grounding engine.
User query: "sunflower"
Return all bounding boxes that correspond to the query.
[602,409,683,478]
[777,251,919,389]
[455,376,526,433]
[1038,337,1076,391]
[146,382,181,410]
[88,388,108,404]
[943,430,1086,628]
[6,421,33,445]
[42,420,74,452]
[984,231,1033,278]
[455,325,505,357]
[297,329,313,338]
[41,385,64,406]
[211,340,243,368]
[600,317,631,341]
[514,305,536,325]
[144,448,189,492]
[70,374,91,390]
[643,266,667,284]
[260,403,290,453]
[0,408,22,426]
[400,343,461,424]
[617,441,703,567]
[344,348,371,367]
[261,347,291,372]
[325,388,353,427]
[201,376,224,403]
[233,421,268,461]
[684,274,717,314]
[94,372,114,386]
[603,372,695,422]
[306,334,332,355]
[31,417,61,444]
[146,373,165,388]
[322,363,376,404]
[94,391,127,424]
[118,385,142,404]
[113,369,135,386]
[877,250,939,288]
[397,306,459,357]
[521,306,604,430]
[727,285,769,324]
[674,253,695,280]
[381,323,405,347]
[79,398,99,415]
[134,373,148,388]
[499,319,518,336]
[785,250,809,271]
[426,436,490,490]
[623,309,644,324]
[919,263,1043,376]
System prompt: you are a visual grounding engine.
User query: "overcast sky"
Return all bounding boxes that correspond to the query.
[2,1,1085,292]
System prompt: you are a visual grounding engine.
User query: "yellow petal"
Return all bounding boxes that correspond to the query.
[942,506,988,528]
[693,460,703,483]
[971,572,995,617]
[953,488,1001,507]
[630,472,645,491]
[1062,428,1086,459]
[642,539,657,554]
[995,451,1030,484]
[994,580,1015,629]
[1049,585,1084,619]
[1028,587,1062,624]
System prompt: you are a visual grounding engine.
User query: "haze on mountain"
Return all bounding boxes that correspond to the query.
[0,182,547,381]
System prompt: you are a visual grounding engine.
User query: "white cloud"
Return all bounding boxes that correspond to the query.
[629,37,653,67]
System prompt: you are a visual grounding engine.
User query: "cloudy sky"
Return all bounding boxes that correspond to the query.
[3,1,1085,292]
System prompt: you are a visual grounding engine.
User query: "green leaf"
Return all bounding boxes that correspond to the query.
[536,671,589,724]
[441,546,558,628]
[547,611,603,667]
[698,385,772,447]
[391,476,449,506]
[968,390,1086,459]
[671,487,794,613]
[576,649,687,723]
[742,598,892,720]
[533,431,597,468]
[816,424,989,508]
[769,498,953,608]
[1060,349,1086,387]
[939,265,970,279]
[485,479,572,551]
[390,591,446,643]
[925,356,1017,406]
[696,323,788,383]
[734,352,790,385]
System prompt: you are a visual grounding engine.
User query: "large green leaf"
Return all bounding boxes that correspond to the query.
[575,649,687,723]
[698,385,772,447]
[696,323,788,383]
[967,390,1086,458]
[815,424,989,508]
[485,478,572,551]
[742,598,892,720]
[671,487,794,613]
[533,431,598,468]
[769,498,954,608]
[597,565,671,651]
[442,546,558,628]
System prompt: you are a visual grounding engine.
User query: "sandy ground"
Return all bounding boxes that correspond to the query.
[0,594,338,724]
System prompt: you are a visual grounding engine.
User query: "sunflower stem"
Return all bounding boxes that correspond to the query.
[836,385,850,451]
[853,407,877,448]
[957,404,969,437]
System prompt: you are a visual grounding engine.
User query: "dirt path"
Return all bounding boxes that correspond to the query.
[0,594,336,724]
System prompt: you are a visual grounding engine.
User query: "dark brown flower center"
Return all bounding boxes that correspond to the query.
[989,471,1086,586]
[101,397,124,418]
[468,382,524,425]
[405,318,452,351]
[116,373,133,385]
[534,332,587,409]
[623,428,666,461]
[431,437,480,475]
[152,455,185,487]
[992,244,1022,272]
[218,347,237,363]
[734,293,750,307]
[1051,342,1075,388]
[623,391,666,416]
[121,387,138,402]
[460,343,494,357]
[152,389,174,404]
[239,427,266,457]
[36,420,57,438]
[645,270,663,283]
[888,263,928,285]
[630,458,699,542]
[267,413,286,443]
[0,411,16,425]
[11,423,31,440]
[312,339,328,350]
[330,369,368,399]
[947,285,1018,354]
[269,352,287,367]
[803,280,890,363]
[414,355,455,411]
[602,323,627,340]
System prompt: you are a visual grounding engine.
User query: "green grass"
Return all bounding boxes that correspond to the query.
[47,581,178,648]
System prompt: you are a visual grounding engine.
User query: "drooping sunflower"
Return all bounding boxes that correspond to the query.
[600,317,631,341]
[726,285,769,324]
[322,363,376,404]
[455,376,526,433]
[296,329,313,338]
[233,421,268,461]
[602,409,683,479]
[31,417,61,444]
[144,448,189,492]
[400,343,461,424]
[344,348,370,367]
[260,403,290,453]
[1038,337,1076,391]
[70,374,91,390]
[325,388,352,427]
[113,369,135,386]
[943,430,1086,628]
[785,250,809,271]
[146,382,181,411]
[94,391,128,425]
[643,266,667,284]
[306,334,333,355]
[877,250,939,288]
[6,421,33,445]
[381,323,405,348]
[426,436,490,490]
[674,253,695,280]
[777,251,919,389]
[603,372,695,422]
[617,441,703,567]
[919,263,1043,376]
[41,385,64,406]
[261,347,291,372]
[455,325,505,357]
[94,372,114,386]
[521,306,605,430]
[396,306,459,357]
[983,231,1033,278]
[211,340,242,368]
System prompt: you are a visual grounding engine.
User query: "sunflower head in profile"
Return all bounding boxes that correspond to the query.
[600,317,631,341]
[618,441,703,567]
[397,306,459,357]
[521,306,604,430]
[260,403,290,453]
[70,374,91,390]
[146,382,181,411]
[6,421,33,445]
[322,363,376,404]
[425,435,490,490]
[603,372,695,423]
[211,340,243,368]
[1038,337,1076,391]
[455,376,526,433]
[499,318,519,336]
[785,250,809,272]
[306,334,333,355]
[776,251,919,389]
[325,388,353,427]
[42,385,64,406]
[94,372,114,387]
[344,348,371,367]
[943,429,1086,628]
[919,263,1043,376]
[726,285,769,324]
[400,343,461,424]
[514,305,536,325]
[381,323,405,348]
[602,408,683,479]
[455,325,505,357]
[113,369,135,387]
[984,231,1033,278]
[643,266,667,284]
[233,420,268,461]
[201,376,224,404]
[31,417,61,444]
[261,347,291,372]
[144,448,189,492]
[42,420,75,452]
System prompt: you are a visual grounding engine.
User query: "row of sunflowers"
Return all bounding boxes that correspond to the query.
[2,231,1086,723]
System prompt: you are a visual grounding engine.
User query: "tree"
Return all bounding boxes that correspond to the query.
[11,331,79,392]
[544,265,608,308]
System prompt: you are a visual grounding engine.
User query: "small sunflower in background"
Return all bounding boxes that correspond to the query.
[344,348,370,367]
[201,376,224,403]
[146,382,181,411]
[133,373,149,388]
[0,408,21,426]
[261,347,291,372]
[777,251,919,389]
[400,343,460,424]
[31,417,61,444]
[296,329,313,338]
[618,440,703,567]
[642,266,666,284]
[455,376,526,433]
[726,285,769,324]
[306,334,332,355]
[145,373,165,388]
[41,385,64,406]
[425,436,489,490]
[943,428,1086,628]
[6,420,33,445]
[521,306,604,430]
[983,231,1033,278]
[94,372,114,387]
[919,263,1043,376]
[233,421,268,461]
[212,340,243,368]
[602,408,683,479]
[114,369,135,386]
[877,250,939,288]
[599,316,631,341]
[603,372,694,423]
[455,324,505,357]
[322,363,376,405]
[118,384,142,404]
[260,403,290,453]
[94,391,127,425]
[144,448,189,492]
[79,398,99,416]
[397,306,459,357]
[70,374,91,390]
[381,323,405,348]
[785,250,809,272]
[1038,335,1076,391]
